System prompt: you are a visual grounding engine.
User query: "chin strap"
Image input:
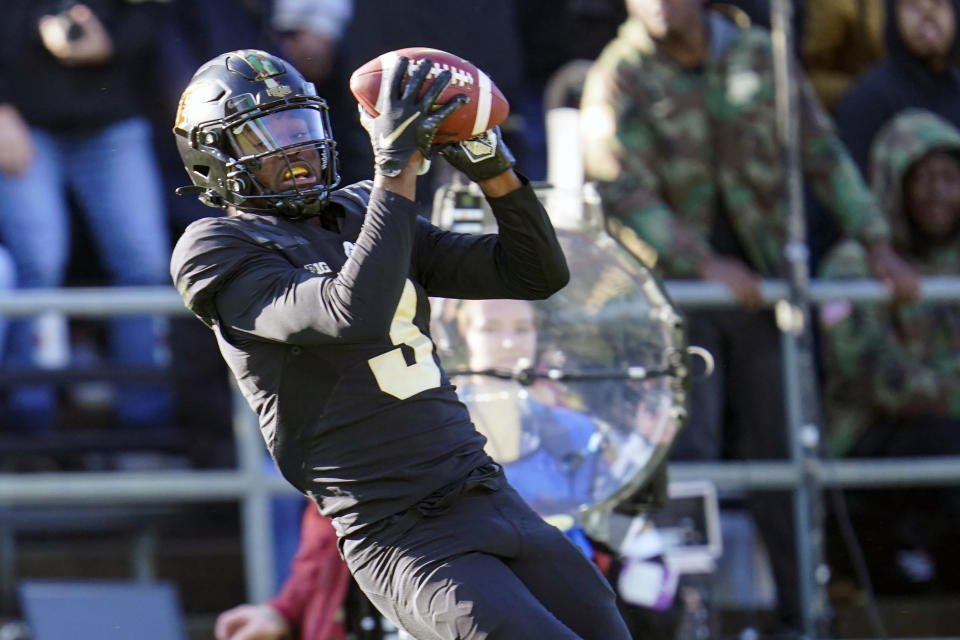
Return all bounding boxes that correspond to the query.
[271,195,341,230]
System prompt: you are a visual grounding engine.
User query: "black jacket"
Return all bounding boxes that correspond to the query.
[171,180,569,534]
[834,0,960,173]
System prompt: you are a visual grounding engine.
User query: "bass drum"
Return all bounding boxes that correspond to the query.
[431,181,693,546]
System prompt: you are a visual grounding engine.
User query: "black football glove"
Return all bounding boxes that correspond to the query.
[438,126,516,182]
[360,57,468,177]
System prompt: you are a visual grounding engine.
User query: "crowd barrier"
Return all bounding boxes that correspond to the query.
[0,279,958,615]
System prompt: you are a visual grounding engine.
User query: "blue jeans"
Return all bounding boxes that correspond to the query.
[0,117,172,431]
[0,246,14,361]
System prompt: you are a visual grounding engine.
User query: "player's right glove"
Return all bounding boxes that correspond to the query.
[438,126,516,182]
[360,57,468,177]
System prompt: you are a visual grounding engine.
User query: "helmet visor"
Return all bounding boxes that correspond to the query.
[228,108,331,157]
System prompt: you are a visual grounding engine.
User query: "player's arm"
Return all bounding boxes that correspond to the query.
[476,168,524,198]
[374,151,420,200]
[171,187,417,345]
[411,175,569,300]
[411,124,568,299]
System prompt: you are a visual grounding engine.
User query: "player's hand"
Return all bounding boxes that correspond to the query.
[697,254,765,310]
[438,126,516,183]
[866,239,921,305]
[38,3,113,66]
[359,56,467,177]
[214,603,290,640]
[0,104,33,176]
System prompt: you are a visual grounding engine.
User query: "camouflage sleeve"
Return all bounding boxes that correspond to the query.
[823,301,960,419]
[819,242,960,426]
[581,64,712,275]
[797,71,890,245]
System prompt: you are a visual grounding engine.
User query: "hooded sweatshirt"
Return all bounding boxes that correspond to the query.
[818,109,960,455]
[834,0,960,173]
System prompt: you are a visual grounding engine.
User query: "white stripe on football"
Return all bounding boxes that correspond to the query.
[350,47,510,144]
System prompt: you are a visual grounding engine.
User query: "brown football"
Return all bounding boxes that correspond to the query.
[349,46,510,143]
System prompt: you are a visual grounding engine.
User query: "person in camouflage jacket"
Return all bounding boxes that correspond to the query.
[817,108,960,589]
[579,0,916,631]
[819,108,960,456]
[580,0,917,303]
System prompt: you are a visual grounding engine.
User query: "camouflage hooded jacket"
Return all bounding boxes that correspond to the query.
[818,109,960,455]
[580,11,890,277]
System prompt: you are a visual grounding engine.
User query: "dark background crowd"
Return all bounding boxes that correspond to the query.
[1,0,960,638]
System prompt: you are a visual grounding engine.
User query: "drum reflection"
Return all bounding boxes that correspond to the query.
[446,298,616,518]
[432,183,694,544]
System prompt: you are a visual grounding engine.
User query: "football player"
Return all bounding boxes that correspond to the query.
[170,49,630,639]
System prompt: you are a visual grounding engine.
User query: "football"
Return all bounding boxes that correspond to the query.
[349,47,510,144]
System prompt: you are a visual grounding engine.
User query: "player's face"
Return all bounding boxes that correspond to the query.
[462,299,538,372]
[230,109,326,194]
[896,0,956,61]
[904,150,960,240]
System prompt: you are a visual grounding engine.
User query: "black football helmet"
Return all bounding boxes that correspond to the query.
[173,49,340,217]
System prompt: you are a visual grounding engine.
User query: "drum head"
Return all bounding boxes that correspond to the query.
[431,183,691,542]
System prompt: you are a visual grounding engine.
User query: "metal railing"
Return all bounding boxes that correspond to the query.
[1,279,959,609]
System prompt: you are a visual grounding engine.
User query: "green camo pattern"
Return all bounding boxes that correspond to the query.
[818,110,960,455]
[580,13,889,277]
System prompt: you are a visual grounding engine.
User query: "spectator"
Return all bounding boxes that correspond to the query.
[580,0,919,633]
[802,0,887,112]
[215,501,352,640]
[444,297,614,518]
[818,108,960,590]
[0,0,173,432]
[835,0,960,173]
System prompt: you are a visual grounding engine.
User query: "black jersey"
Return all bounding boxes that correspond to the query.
[170,180,569,534]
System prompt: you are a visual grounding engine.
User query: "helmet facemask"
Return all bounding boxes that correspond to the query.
[204,98,339,217]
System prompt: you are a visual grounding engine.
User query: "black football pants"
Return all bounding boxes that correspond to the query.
[339,469,631,640]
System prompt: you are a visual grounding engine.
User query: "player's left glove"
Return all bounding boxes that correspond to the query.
[438,126,515,182]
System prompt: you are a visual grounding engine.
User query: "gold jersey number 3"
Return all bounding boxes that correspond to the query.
[368,280,441,399]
